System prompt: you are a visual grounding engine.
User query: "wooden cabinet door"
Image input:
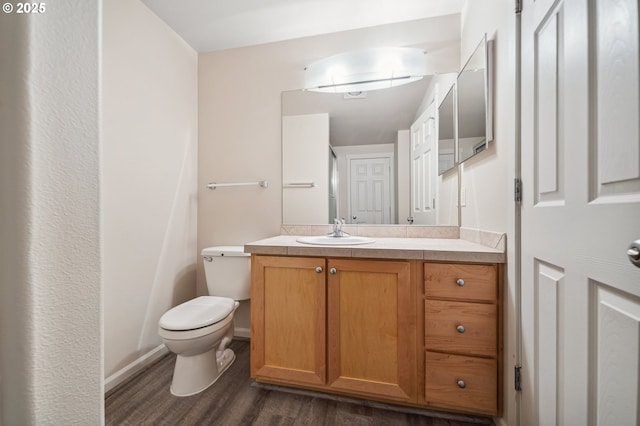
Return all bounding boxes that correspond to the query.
[251,255,326,386]
[326,259,416,402]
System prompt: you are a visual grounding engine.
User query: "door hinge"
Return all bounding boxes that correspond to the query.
[515,366,522,391]
[514,177,522,203]
[515,0,523,13]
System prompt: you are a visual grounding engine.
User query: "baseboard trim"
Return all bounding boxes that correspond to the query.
[104,344,169,394]
[234,327,250,339]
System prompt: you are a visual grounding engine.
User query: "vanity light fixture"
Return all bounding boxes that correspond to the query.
[304,47,426,93]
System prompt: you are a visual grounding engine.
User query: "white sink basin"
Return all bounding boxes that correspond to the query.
[296,235,376,246]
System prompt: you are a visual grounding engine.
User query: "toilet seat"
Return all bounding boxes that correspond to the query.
[159,296,236,331]
[159,310,234,342]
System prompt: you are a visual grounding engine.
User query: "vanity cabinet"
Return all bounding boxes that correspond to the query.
[249,251,503,417]
[423,262,503,416]
[251,255,417,403]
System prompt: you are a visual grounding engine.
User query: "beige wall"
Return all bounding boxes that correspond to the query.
[103,0,198,378]
[197,15,461,331]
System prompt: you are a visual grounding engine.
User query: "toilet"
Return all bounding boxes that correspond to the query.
[158,246,250,397]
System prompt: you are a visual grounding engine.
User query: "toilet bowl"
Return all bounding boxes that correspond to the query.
[158,246,251,397]
[159,296,238,396]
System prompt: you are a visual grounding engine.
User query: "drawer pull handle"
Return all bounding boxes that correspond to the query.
[457,380,466,389]
[315,266,323,273]
[329,268,337,274]
[456,278,465,286]
[456,324,465,333]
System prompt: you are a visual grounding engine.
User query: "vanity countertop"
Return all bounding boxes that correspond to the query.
[244,235,505,263]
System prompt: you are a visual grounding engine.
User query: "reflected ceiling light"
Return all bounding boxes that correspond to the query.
[304,47,426,93]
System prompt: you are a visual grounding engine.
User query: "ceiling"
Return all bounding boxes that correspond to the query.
[141,0,465,52]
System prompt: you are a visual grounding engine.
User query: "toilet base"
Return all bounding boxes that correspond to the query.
[169,347,236,397]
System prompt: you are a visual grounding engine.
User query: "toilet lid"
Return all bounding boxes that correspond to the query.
[159,296,236,331]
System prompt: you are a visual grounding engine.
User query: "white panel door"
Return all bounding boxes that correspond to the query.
[348,156,391,224]
[410,102,437,225]
[521,0,640,425]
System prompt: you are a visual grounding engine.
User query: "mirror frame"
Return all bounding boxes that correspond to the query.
[456,35,494,164]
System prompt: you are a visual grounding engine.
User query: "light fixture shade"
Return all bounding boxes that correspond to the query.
[304,47,426,93]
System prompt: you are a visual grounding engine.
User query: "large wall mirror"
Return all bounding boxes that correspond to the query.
[282,74,459,226]
[457,35,494,163]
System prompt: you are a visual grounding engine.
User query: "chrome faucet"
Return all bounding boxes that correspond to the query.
[329,218,350,237]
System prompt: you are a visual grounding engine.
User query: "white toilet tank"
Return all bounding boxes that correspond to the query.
[201,246,250,300]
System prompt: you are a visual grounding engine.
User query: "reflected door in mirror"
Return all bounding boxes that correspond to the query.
[348,155,393,224]
[410,103,437,225]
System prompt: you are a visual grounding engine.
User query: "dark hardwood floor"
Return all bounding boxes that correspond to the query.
[105,339,493,426]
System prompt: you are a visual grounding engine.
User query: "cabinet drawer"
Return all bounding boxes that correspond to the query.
[425,300,497,357]
[424,263,496,302]
[425,351,497,415]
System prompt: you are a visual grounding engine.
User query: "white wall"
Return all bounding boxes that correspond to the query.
[0,1,102,423]
[103,0,198,379]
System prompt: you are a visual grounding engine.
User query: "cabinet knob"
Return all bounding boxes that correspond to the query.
[456,324,465,333]
[329,267,337,274]
[315,266,323,273]
[456,278,465,287]
[457,380,466,389]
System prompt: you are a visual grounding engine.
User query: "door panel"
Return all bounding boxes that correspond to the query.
[535,10,563,203]
[593,283,640,425]
[534,260,563,425]
[593,0,639,189]
[521,0,640,424]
